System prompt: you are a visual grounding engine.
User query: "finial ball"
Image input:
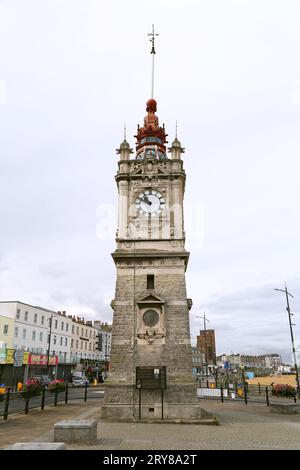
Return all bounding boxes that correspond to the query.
[146,98,157,113]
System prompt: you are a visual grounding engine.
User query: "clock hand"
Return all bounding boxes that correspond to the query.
[142,196,152,205]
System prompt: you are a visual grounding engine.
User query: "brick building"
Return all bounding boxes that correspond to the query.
[197,329,216,366]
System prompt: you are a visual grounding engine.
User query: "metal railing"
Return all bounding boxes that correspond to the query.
[0,383,104,421]
[197,382,298,407]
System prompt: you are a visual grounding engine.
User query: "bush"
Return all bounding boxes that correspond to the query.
[22,380,41,399]
[48,379,66,393]
[271,384,296,398]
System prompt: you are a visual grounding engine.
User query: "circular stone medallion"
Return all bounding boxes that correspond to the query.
[142,309,159,327]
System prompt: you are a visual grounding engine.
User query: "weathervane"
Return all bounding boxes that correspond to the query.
[148,25,159,99]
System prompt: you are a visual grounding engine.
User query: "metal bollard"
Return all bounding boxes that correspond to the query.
[265,387,270,407]
[3,387,11,421]
[220,385,224,403]
[54,383,58,406]
[244,383,248,405]
[258,382,261,394]
[41,385,46,410]
[65,382,69,404]
[25,388,30,415]
[84,382,88,402]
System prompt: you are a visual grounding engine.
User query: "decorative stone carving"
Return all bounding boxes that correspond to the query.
[136,294,166,345]
[146,162,153,172]
[137,328,166,344]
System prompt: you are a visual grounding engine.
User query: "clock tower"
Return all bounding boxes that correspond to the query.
[101,31,211,422]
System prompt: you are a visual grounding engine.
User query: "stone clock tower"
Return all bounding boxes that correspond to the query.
[101,97,210,422]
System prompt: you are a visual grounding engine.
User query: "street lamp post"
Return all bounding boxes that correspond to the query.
[46,312,59,377]
[274,285,300,398]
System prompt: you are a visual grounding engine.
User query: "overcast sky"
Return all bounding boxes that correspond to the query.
[1,0,300,362]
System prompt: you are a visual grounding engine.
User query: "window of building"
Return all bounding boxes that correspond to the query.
[41,316,44,325]
[22,329,26,339]
[89,343,91,351]
[34,313,37,323]
[32,331,36,341]
[55,320,58,329]
[40,332,43,342]
[60,337,63,346]
[3,324,9,335]
[76,340,78,349]
[86,329,88,337]
[94,331,96,339]
[81,341,83,350]
[61,322,64,331]
[15,327,18,337]
[85,342,87,350]
[147,274,155,289]
[81,328,84,336]
[16,308,21,319]
[72,325,74,334]
[47,334,50,344]
[77,327,79,335]
[71,339,74,348]
[65,338,67,346]
[54,335,57,345]
[89,330,92,338]
[66,323,68,332]
[24,311,28,321]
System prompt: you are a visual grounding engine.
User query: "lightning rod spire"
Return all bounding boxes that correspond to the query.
[148,25,159,99]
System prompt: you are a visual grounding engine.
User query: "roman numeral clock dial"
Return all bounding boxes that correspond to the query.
[135,189,165,216]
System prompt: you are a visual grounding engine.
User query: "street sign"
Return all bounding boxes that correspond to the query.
[13,350,23,367]
[136,366,166,390]
[224,361,230,369]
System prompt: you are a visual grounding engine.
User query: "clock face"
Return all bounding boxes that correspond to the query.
[135,189,165,216]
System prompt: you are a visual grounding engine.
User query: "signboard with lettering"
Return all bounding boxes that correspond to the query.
[28,354,58,366]
[23,352,30,365]
[13,350,24,367]
[5,349,15,364]
[48,355,58,366]
[0,348,6,364]
[136,366,166,390]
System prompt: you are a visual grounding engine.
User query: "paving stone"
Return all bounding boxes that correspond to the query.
[1,400,300,450]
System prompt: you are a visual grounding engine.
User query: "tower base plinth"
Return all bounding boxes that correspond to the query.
[101,383,217,423]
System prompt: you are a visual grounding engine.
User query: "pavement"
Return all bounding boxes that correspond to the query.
[1,398,300,450]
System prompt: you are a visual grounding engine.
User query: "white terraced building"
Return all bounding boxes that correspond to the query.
[0,301,73,363]
[0,301,110,366]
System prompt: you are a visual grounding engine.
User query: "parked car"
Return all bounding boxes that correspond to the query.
[31,375,52,387]
[71,376,89,387]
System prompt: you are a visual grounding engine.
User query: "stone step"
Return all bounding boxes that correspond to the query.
[136,418,219,425]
